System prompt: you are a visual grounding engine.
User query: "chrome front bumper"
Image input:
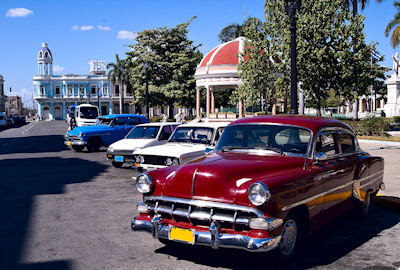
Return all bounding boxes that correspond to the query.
[131,218,281,252]
[64,140,86,146]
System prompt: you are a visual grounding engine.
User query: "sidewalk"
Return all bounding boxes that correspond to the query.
[359,141,400,211]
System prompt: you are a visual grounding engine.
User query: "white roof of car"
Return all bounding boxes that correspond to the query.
[177,122,230,129]
[76,104,97,108]
[136,122,179,127]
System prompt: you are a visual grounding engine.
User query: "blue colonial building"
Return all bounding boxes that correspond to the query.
[33,43,114,120]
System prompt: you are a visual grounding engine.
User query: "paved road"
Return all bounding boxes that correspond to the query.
[0,121,399,270]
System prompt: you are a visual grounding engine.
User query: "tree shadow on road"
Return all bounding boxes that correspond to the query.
[0,135,68,155]
[154,204,400,269]
[0,157,106,269]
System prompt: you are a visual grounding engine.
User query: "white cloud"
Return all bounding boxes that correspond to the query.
[117,30,137,40]
[53,65,64,73]
[98,25,111,31]
[72,25,93,31]
[6,8,33,17]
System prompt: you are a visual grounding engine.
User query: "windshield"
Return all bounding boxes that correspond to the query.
[169,127,214,144]
[79,107,98,119]
[97,118,113,125]
[216,124,312,156]
[126,126,160,139]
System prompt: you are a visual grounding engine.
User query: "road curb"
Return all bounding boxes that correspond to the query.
[358,139,400,146]
[373,194,400,212]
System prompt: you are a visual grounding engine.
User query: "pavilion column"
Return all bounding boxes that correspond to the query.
[206,85,210,118]
[211,87,215,113]
[238,100,244,118]
[196,87,201,118]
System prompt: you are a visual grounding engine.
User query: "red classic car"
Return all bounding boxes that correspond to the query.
[131,116,384,259]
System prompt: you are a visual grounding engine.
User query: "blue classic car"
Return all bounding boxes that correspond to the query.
[65,114,149,152]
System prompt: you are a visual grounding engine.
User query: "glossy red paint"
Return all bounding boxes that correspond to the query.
[136,115,384,249]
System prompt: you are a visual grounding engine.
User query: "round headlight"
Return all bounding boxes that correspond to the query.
[248,182,271,206]
[135,155,144,163]
[165,157,173,166]
[136,173,153,193]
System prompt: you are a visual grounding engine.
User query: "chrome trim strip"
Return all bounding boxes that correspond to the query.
[281,170,384,211]
[144,196,264,217]
[191,169,198,198]
[131,218,281,252]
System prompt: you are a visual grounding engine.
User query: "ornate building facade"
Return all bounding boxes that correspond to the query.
[33,43,136,120]
[0,74,5,113]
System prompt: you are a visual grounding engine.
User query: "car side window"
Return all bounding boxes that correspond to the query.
[339,132,356,153]
[126,117,140,125]
[159,126,172,140]
[315,132,339,157]
[114,117,127,126]
[213,127,225,145]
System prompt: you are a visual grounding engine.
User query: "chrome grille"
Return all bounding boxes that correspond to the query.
[68,135,81,141]
[144,196,262,230]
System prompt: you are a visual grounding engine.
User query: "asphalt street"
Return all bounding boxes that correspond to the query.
[0,121,399,270]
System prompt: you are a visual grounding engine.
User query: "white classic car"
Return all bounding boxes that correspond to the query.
[133,122,229,171]
[106,122,179,168]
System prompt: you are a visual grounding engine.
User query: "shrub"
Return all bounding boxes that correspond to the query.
[343,117,390,136]
[150,116,163,123]
[393,116,400,123]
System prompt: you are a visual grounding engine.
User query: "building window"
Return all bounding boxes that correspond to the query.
[115,85,119,96]
[55,86,60,95]
[91,86,96,95]
[67,86,73,95]
[103,85,108,95]
[79,86,85,95]
[40,86,45,95]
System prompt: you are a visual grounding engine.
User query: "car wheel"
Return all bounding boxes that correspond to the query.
[357,191,375,217]
[112,161,123,168]
[278,212,305,260]
[86,138,100,152]
[71,145,84,152]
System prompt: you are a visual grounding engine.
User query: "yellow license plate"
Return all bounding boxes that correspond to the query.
[169,227,195,244]
[67,141,71,146]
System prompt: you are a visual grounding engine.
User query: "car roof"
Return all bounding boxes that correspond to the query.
[231,115,352,133]
[99,114,147,119]
[76,104,97,108]
[136,122,179,127]
[178,122,230,129]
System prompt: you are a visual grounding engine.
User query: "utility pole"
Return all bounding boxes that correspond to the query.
[285,0,301,115]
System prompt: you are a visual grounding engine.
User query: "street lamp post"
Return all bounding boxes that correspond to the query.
[285,0,301,115]
[144,61,150,118]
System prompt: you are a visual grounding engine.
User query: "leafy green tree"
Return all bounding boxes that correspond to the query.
[385,1,400,48]
[218,17,262,43]
[126,17,202,118]
[107,54,129,113]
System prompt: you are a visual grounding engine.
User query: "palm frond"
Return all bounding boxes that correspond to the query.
[391,25,400,48]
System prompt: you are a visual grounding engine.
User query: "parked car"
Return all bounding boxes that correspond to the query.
[11,114,26,125]
[64,114,149,152]
[106,122,179,168]
[133,122,228,171]
[0,112,6,128]
[6,117,14,127]
[131,115,384,259]
[74,104,99,127]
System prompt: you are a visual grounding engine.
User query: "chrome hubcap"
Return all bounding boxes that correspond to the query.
[280,219,297,256]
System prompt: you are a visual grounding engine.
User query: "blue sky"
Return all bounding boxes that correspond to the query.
[0,0,397,108]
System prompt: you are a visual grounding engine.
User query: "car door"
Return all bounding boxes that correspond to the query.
[111,117,128,141]
[314,129,353,212]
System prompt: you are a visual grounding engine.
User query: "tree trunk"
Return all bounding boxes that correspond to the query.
[168,102,174,120]
[272,98,277,115]
[316,87,321,117]
[352,99,359,120]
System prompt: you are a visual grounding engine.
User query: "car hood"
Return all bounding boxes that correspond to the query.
[68,125,111,136]
[135,142,207,157]
[151,152,306,205]
[110,138,155,150]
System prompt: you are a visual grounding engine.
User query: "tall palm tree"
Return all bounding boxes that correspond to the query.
[385,1,400,48]
[107,54,127,114]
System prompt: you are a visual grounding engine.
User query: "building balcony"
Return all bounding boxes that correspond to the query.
[33,94,48,99]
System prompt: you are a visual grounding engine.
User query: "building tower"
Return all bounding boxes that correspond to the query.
[37,42,53,76]
[0,74,5,112]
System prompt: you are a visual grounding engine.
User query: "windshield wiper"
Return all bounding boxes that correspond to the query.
[258,146,285,155]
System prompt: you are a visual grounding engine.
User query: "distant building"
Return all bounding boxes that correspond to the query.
[33,42,136,120]
[5,96,23,115]
[0,74,5,112]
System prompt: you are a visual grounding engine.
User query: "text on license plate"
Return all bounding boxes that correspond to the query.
[169,227,195,244]
[114,156,124,162]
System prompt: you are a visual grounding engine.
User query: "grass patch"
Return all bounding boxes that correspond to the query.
[357,135,400,142]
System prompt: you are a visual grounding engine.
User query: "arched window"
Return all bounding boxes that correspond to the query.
[38,51,43,58]
[45,51,49,58]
